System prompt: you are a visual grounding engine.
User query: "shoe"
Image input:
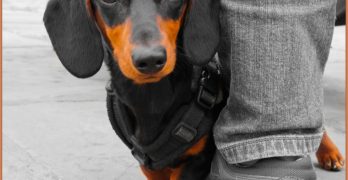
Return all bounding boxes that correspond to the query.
[207,152,317,180]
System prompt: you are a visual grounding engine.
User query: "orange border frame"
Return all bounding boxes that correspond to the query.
[345,0,348,179]
[1,0,3,178]
[0,0,346,179]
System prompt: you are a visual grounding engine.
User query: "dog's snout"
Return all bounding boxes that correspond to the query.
[132,46,167,74]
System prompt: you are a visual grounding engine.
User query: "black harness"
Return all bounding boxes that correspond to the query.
[106,60,223,170]
[94,0,224,168]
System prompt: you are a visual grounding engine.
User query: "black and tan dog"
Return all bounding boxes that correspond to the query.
[44,0,344,179]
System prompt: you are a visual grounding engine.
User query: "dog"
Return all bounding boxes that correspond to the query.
[43,0,344,179]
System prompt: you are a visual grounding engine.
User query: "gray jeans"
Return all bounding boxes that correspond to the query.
[214,0,336,164]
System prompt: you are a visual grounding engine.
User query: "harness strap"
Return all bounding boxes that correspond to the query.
[106,89,133,149]
[106,83,135,149]
[106,58,223,170]
[172,104,204,143]
[135,100,213,169]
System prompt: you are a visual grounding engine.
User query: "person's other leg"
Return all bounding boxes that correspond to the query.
[210,0,336,178]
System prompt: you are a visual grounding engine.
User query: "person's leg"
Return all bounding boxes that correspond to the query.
[211,0,336,178]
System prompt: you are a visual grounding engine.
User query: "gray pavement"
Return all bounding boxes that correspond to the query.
[3,0,346,180]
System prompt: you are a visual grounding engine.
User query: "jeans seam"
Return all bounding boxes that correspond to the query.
[217,133,322,163]
[218,133,322,150]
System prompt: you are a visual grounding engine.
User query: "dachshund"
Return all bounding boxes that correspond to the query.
[43,0,344,179]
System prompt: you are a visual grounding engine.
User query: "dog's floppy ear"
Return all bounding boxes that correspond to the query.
[183,0,220,65]
[43,0,104,78]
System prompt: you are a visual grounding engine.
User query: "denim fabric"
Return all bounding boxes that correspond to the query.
[207,152,316,180]
[214,0,336,165]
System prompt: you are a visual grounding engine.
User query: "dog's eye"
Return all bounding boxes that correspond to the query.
[101,0,117,3]
[168,0,182,3]
[100,0,129,5]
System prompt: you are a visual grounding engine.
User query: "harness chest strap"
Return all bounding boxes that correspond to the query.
[107,88,214,170]
[105,61,222,170]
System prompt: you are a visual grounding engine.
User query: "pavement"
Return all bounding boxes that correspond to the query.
[2,0,346,180]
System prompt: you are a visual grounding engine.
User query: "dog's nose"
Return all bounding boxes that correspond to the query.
[132,46,167,74]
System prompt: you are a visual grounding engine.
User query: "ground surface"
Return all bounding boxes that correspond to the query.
[2,0,346,180]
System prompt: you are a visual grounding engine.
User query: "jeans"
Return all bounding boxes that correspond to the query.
[214,0,336,164]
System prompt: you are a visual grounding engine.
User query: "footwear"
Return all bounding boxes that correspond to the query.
[207,152,317,180]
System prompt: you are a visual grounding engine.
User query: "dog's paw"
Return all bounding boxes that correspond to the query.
[316,133,345,171]
[316,149,344,171]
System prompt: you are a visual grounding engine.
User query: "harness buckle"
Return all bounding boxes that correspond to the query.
[197,86,217,109]
[197,69,217,109]
[131,148,150,166]
[172,122,197,143]
[105,81,116,96]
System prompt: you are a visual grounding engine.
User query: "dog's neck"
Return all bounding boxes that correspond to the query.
[109,56,193,145]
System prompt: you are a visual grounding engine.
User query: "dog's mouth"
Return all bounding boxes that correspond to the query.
[134,75,164,84]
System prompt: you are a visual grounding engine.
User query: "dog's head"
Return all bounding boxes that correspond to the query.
[44,0,219,84]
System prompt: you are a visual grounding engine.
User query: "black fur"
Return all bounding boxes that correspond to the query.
[43,0,104,78]
[93,0,130,26]
[180,135,216,179]
[44,0,220,79]
[107,49,224,179]
[44,0,221,178]
[183,0,220,65]
[106,49,194,145]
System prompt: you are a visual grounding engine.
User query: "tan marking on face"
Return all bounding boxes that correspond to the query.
[96,13,142,82]
[95,6,187,84]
